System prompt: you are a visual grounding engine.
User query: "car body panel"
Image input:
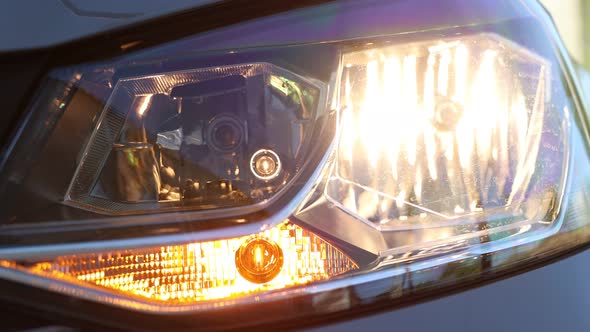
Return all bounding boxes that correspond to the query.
[311,247,590,331]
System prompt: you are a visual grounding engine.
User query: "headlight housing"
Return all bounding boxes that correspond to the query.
[0,0,588,330]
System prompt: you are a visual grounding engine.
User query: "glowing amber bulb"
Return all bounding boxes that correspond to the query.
[254,245,264,266]
[235,237,284,284]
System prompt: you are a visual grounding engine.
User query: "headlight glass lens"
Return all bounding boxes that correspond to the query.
[67,63,324,215]
[329,34,567,232]
[0,0,587,329]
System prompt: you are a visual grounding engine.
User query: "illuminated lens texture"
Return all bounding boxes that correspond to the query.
[66,63,323,214]
[30,223,357,302]
[328,34,568,230]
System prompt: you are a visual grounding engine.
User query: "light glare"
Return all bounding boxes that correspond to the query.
[330,34,562,230]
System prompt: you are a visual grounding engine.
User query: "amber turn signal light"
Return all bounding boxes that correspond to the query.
[23,222,357,303]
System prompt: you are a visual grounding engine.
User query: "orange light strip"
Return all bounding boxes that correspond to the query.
[28,222,357,303]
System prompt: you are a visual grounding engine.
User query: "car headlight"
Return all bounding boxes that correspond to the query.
[0,0,588,330]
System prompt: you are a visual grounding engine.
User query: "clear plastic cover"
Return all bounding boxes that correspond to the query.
[0,30,574,315]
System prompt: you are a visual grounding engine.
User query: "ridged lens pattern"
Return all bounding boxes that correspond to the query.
[31,223,357,303]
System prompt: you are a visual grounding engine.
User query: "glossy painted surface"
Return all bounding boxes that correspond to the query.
[311,246,590,332]
[0,0,219,51]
